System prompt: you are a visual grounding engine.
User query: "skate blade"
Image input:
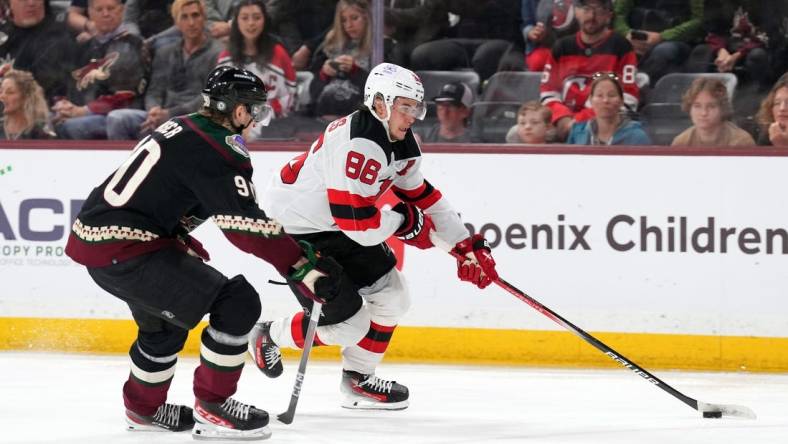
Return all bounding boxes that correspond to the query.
[125,417,191,432]
[192,421,271,441]
[341,396,409,411]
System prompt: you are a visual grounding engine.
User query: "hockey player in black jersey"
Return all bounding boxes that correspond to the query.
[66,65,342,441]
[249,63,500,410]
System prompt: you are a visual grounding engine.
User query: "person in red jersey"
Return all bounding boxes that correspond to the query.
[539,0,640,141]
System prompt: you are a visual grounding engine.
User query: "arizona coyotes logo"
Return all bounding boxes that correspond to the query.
[72,51,120,91]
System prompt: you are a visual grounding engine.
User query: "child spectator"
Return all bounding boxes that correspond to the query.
[567,71,650,145]
[756,74,788,147]
[216,0,296,139]
[417,81,474,143]
[0,69,56,139]
[671,77,754,146]
[309,0,372,120]
[506,100,555,143]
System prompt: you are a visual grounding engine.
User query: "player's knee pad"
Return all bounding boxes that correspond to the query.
[210,275,261,336]
[360,269,411,324]
[316,305,371,346]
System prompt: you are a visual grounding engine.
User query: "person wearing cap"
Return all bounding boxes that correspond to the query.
[539,0,640,141]
[418,81,475,143]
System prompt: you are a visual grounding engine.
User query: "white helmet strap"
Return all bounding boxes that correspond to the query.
[370,94,397,142]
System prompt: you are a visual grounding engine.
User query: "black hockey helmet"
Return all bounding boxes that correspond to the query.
[202,65,273,125]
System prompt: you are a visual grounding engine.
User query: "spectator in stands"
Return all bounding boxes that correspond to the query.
[540,0,639,141]
[106,0,221,139]
[410,0,523,81]
[384,0,450,67]
[521,0,578,72]
[417,81,474,143]
[613,0,704,84]
[309,0,373,120]
[567,72,650,145]
[280,1,339,70]
[0,69,56,139]
[204,0,240,40]
[687,0,778,93]
[54,0,146,140]
[264,0,338,55]
[756,75,788,147]
[216,0,296,138]
[0,0,78,103]
[671,77,754,146]
[123,0,178,50]
[67,0,98,43]
[506,101,555,143]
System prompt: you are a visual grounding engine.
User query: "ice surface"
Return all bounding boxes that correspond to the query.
[2,352,786,444]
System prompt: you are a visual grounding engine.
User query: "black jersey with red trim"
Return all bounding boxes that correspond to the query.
[263,110,468,247]
[540,30,639,122]
[66,113,302,274]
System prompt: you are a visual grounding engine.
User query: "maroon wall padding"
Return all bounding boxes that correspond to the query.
[1,140,787,157]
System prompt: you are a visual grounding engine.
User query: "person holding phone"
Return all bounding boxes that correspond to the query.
[613,0,704,84]
[309,0,376,120]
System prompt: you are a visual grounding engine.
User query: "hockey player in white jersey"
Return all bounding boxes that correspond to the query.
[249,62,499,410]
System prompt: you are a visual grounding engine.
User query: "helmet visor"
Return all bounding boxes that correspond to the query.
[394,102,427,120]
[248,103,274,126]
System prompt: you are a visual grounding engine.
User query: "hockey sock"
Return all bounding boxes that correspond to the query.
[193,326,247,403]
[123,340,177,416]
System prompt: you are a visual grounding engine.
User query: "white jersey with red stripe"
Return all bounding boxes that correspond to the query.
[263,110,468,247]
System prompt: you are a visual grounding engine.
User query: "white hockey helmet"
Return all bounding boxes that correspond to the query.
[364,63,426,122]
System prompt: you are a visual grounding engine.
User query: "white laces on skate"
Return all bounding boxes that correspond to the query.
[360,375,394,393]
[153,403,181,426]
[221,398,251,420]
[265,346,281,366]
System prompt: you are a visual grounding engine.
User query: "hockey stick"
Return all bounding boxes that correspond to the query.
[277,299,322,424]
[432,235,756,419]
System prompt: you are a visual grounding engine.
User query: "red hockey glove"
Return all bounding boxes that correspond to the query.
[289,240,344,304]
[453,234,498,289]
[392,202,435,249]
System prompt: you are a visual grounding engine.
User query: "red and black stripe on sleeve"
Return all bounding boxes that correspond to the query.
[327,189,381,231]
[392,180,442,210]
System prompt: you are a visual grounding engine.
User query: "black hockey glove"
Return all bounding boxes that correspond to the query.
[391,202,435,249]
[288,240,343,303]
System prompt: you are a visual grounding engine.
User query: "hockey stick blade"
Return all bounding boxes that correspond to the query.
[698,401,757,419]
[277,300,322,425]
[429,233,756,420]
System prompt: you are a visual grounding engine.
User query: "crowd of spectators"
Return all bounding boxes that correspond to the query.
[1,0,788,147]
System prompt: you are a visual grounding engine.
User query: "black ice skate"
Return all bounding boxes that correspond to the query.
[340,370,410,410]
[125,403,195,432]
[193,397,271,441]
[248,321,283,378]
